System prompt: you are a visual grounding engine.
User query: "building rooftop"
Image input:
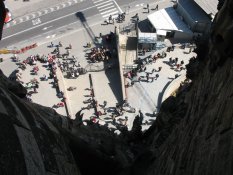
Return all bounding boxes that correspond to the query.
[194,0,218,15]
[178,0,211,22]
[147,7,192,34]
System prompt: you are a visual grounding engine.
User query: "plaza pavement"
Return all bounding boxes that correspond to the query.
[0,0,196,131]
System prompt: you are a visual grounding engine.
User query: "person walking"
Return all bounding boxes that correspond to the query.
[103,100,107,109]
[58,41,62,47]
[155,4,158,10]
[69,44,72,49]
[147,4,150,13]
[158,67,162,72]
[155,74,159,80]
[109,15,112,24]
[146,72,149,82]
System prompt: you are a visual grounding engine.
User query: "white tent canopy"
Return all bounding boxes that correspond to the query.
[147,7,192,34]
[138,32,157,43]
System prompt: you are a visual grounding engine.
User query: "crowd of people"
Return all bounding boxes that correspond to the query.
[9,41,80,107]
[87,46,112,63]
[79,95,135,128]
[124,44,192,87]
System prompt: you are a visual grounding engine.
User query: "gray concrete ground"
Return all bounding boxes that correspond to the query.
[1,0,196,131]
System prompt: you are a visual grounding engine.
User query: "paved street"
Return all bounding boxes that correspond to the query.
[0,0,196,131]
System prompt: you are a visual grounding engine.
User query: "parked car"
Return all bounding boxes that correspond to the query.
[4,7,12,24]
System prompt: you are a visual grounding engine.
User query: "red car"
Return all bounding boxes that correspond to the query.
[4,7,12,23]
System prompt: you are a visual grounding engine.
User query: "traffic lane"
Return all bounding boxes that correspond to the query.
[2,1,94,38]
[0,7,100,48]
[116,0,141,6]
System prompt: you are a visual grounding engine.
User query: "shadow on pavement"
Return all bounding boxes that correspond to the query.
[126,37,137,50]
[102,34,123,103]
[75,12,96,43]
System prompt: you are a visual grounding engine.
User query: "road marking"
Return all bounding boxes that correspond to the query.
[97,3,113,8]
[46,34,56,39]
[38,15,101,46]
[43,9,49,14]
[32,18,42,25]
[5,0,84,29]
[93,0,104,3]
[102,11,118,18]
[42,26,53,30]
[2,5,95,40]
[135,3,144,7]
[100,8,117,14]
[112,0,123,13]
[95,0,111,6]
[5,0,85,29]
[98,5,114,11]
[93,0,121,19]
[31,14,36,18]
[25,16,30,21]
[37,11,42,16]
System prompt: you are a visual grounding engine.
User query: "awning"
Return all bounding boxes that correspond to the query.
[138,32,157,43]
[147,7,192,34]
[157,30,167,36]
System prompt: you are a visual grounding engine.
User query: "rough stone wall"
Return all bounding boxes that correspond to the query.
[130,0,233,174]
[0,71,81,175]
[0,70,134,175]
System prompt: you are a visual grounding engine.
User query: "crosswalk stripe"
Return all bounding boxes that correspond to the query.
[93,0,104,3]
[93,0,121,19]
[102,11,118,18]
[100,8,117,15]
[98,5,114,11]
[95,0,111,6]
[97,3,113,9]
